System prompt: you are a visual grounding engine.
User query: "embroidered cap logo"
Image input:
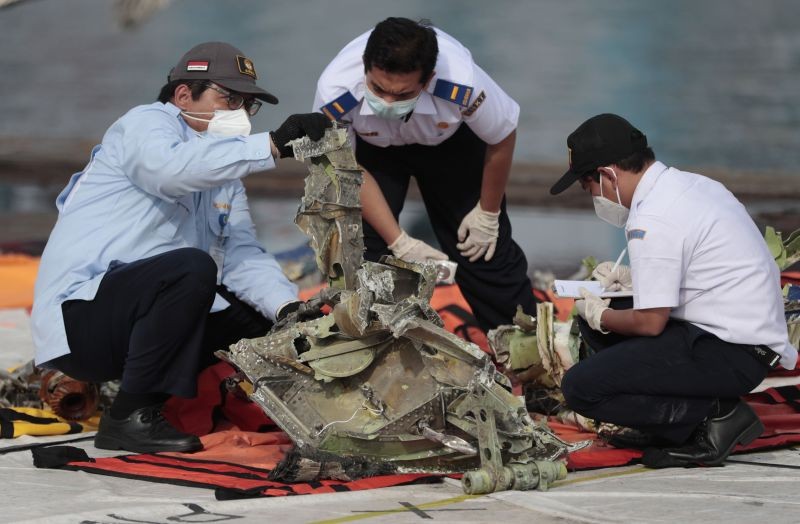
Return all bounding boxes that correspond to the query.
[236,55,257,79]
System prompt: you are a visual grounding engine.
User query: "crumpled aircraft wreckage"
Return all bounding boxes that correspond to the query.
[218,126,589,494]
[489,303,617,435]
[1,362,117,421]
[766,226,800,350]
[490,305,580,416]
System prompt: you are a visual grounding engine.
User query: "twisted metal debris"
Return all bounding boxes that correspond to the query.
[218,126,588,494]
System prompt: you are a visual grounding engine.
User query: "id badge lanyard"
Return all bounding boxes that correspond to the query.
[210,236,225,284]
[210,213,229,284]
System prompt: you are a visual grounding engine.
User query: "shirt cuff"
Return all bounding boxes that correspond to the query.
[241,132,276,171]
[276,299,301,320]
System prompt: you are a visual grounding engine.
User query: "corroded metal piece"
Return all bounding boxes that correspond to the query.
[1,360,118,420]
[39,369,100,421]
[290,127,363,290]
[489,303,581,415]
[218,126,586,492]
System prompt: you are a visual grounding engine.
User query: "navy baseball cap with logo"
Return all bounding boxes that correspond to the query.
[550,113,648,195]
[168,42,278,104]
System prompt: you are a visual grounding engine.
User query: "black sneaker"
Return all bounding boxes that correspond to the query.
[94,405,202,454]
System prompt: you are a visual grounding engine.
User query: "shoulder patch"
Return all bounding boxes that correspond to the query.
[461,90,486,117]
[627,229,647,240]
[432,79,473,108]
[320,91,360,121]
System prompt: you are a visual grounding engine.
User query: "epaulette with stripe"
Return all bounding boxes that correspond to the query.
[432,79,473,108]
[320,91,360,121]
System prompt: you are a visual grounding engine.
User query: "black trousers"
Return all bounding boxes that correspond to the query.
[49,248,273,398]
[356,124,537,332]
[561,312,770,443]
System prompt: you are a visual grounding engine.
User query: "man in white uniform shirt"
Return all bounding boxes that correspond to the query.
[550,113,797,468]
[32,42,330,454]
[313,17,536,332]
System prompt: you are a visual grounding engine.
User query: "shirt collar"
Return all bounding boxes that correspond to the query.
[631,160,669,211]
[358,89,374,116]
[164,101,182,117]
[165,101,197,138]
[350,82,370,115]
[413,91,436,115]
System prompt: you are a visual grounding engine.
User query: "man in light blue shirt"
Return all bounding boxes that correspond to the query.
[31,42,330,453]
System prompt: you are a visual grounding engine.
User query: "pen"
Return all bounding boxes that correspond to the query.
[610,247,627,274]
[600,247,627,295]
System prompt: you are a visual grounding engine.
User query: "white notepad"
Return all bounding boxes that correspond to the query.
[553,280,633,299]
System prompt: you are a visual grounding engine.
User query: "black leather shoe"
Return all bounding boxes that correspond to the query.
[642,401,763,468]
[94,405,202,453]
[601,428,675,450]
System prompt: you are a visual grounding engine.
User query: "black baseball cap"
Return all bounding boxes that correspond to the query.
[168,42,278,104]
[550,113,647,195]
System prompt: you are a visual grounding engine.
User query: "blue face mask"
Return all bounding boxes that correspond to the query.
[363,84,420,120]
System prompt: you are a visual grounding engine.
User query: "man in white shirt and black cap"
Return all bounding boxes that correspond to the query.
[313,17,537,332]
[550,113,797,468]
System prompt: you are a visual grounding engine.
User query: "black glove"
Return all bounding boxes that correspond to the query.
[273,299,325,331]
[269,113,332,158]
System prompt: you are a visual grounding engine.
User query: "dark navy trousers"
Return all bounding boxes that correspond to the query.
[561,305,770,443]
[50,248,272,398]
[356,124,537,332]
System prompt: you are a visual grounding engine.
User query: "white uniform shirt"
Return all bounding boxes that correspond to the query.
[626,161,797,369]
[313,27,519,147]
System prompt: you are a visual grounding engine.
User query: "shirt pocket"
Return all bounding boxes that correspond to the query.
[356,133,391,148]
[149,195,190,241]
[207,205,232,241]
[354,119,392,147]
[417,116,461,145]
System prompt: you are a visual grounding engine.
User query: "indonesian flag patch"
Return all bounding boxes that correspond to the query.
[186,60,209,72]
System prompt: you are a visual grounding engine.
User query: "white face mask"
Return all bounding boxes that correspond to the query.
[363,84,420,120]
[181,108,252,137]
[593,168,629,228]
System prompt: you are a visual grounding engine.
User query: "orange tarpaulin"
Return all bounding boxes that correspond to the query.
[0,254,39,310]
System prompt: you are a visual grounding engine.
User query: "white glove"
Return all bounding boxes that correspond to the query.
[592,261,633,292]
[575,287,611,333]
[388,230,448,263]
[456,203,500,262]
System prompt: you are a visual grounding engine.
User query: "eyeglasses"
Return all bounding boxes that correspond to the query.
[205,82,262,116]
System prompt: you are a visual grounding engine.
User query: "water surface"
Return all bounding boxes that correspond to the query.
[1,0,799,172]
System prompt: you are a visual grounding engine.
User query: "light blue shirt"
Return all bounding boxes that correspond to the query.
[32,101,298,365]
